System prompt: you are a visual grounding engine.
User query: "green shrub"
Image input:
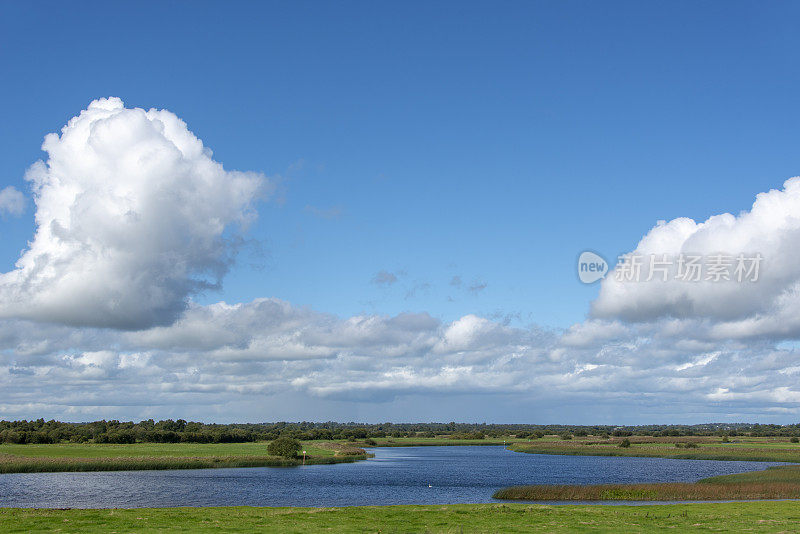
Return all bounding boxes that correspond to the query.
[559,432,573,440]
[791,437,799,443]
[267,436,301,458]
[619,438,631,448]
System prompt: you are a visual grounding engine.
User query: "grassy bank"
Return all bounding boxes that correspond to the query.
[0,442,367,473]
[509,435,800,463]
[2,502,800,533]
[494,465,800,501]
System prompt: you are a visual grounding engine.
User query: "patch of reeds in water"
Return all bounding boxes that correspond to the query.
[0,453,367,474]
[493,466,800,501]
[493,482,800,501]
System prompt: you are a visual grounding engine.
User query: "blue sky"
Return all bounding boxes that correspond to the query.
[4,0,800,327]
[3,2,800,423]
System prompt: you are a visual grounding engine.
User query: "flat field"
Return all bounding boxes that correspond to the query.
[509,435,800,463]
[2,502,800,533]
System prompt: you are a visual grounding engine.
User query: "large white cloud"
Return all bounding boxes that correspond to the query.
[592,177,800,334]
[0,98,267,329]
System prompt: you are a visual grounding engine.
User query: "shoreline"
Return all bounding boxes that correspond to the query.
[493,464,800,502]
[507,440,800,464]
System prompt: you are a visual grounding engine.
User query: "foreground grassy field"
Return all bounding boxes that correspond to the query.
[509,435,800,463]
[2,502,800,533]
[495,464,800,501]
[0,442,367,473]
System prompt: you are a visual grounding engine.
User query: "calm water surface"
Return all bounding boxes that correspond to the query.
[0,446,784,508]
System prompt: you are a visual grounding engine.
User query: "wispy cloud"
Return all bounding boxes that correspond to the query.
[372,270,399,286]
[467,280,487,294]
[449,275,487,294]
[304,205,344,219]
[0,186,25,217]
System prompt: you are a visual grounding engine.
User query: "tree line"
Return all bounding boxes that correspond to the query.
[0,419,798,445]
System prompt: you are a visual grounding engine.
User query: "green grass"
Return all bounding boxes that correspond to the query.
[494,465,800,501]
[509,435,800,463]
[0,442,367,473]
[2,502,800,532]
[0,442,280,458]
[0,438,511,460]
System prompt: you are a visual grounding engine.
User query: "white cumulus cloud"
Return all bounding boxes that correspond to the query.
[0,97,268,329]
[593,177,800,335]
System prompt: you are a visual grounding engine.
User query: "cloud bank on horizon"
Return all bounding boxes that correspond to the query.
[1,98,799,422]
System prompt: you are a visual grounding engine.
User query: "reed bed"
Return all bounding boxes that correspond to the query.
[494,465,800,501]
[494,482,800,501]
[0,452,367,474]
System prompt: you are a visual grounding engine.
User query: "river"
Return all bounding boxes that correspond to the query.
[0,446,784,508]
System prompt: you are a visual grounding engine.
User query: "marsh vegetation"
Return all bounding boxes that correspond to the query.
[494,465,800,501]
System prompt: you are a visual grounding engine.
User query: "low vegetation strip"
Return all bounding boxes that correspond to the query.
[509,439,800,463]
[494,465,800,501]
[1,502,799,533]
[0,441,369,473]
[0,452,367,474]
[494,482,800,501]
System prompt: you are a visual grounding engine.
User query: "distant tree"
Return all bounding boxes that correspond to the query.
[559,432,573,440]
[791,437,799,443]
[268,436,301,459]
[619,438,631,448]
